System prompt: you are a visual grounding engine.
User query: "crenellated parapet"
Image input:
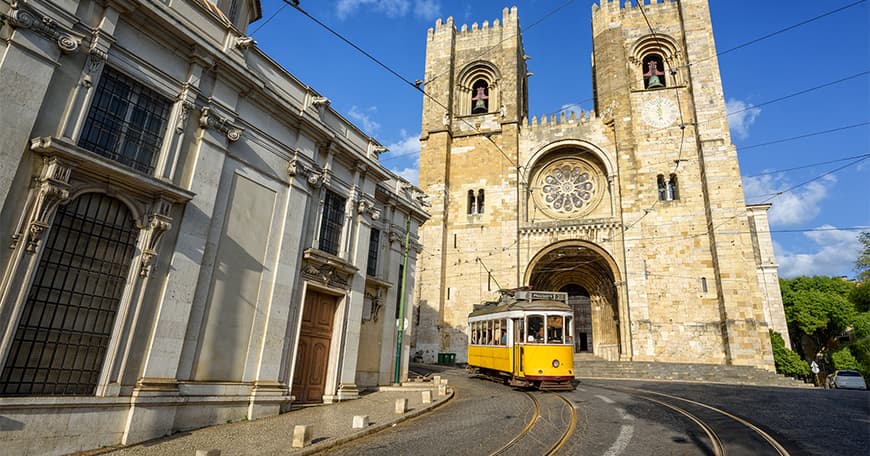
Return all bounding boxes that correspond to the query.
[427,6,519,40]
[523,108,604,135]
[592,0,679,33]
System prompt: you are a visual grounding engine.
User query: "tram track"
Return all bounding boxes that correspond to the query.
[592,384,791,456]
[490,391,576,456]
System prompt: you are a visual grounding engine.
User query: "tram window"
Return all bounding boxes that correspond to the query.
[565,316,574,345]
[501,319,508,344]
[548,315,564,343]
[486,320,493,345]
[471,322,479,345]
[527,315,544,343]
[514,319,524,344]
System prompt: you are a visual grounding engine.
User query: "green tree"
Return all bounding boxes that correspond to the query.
[857,232,870,282]
[780,276,857,361]
[770,330,810,377]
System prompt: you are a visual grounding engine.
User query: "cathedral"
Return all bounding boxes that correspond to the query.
[412,0,788,370]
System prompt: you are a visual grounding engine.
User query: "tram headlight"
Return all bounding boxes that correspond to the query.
[552,359,560,368]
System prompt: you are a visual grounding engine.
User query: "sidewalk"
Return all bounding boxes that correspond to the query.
[94,379,453,456]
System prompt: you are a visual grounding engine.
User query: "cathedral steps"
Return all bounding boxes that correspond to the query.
[574,354,812,388]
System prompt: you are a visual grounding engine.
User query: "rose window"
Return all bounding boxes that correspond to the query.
[532,158,601,218]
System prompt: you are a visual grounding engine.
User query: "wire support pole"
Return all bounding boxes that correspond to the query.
[394,217,412,384]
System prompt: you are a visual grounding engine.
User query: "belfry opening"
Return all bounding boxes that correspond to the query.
[526,242,621,360]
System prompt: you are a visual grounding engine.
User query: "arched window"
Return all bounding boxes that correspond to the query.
[467,190,476,214]
[471,79,489,114]
[0,193,138,395]
[477,189,485,214]
[642,54,667,89]
[643,54,666,89]
[657,174,679,201]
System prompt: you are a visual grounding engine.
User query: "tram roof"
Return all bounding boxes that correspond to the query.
[468,291,571,318]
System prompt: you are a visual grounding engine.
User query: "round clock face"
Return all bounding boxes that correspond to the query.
[642,96,678,128]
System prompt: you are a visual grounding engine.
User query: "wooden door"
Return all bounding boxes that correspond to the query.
[292,291,337,403]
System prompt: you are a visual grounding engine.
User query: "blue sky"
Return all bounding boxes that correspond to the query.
[250,0,870,279]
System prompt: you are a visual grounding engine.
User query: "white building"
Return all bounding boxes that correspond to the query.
[0,1,428,453]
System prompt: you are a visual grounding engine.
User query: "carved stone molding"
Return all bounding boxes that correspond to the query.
[138,197,173,277]
[175,86,196,134]
[301,248,357,291]
[356,199,380,221]
[199,106,243,142]
[235,36,256,50]
[7,0,80,53]
[11,156,74,252]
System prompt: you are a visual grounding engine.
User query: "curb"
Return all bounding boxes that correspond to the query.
[295,388,456,455]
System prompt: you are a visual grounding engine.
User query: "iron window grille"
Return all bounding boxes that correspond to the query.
[366,229,380,277]
[0,193,138,396]
[78,66,172,174]
[318,190,346,255]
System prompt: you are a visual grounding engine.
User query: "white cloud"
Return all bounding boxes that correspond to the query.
[726,98,761,140]
[413,0,441,20]
[383,130,420,185]
[336,0,440,20]
[384,129,420,158]
[774,227,861,278]
[743,173,836,226]
[347,105,380,134]
[392,166,419,185]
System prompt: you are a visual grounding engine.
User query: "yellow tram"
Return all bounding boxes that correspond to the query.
[467,290,576,390]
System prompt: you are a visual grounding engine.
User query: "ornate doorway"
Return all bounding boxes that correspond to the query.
[292,290,337,403]
[526,241,621,360]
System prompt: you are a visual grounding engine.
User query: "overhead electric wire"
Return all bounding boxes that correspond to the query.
[536,0,867,119]
[739,121,870,151]
[424,0,576,85]
[249,2,290,36]
[746,153,870,177]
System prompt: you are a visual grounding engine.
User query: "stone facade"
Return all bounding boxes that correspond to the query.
[0,1,427,454]
[413,1,788,368]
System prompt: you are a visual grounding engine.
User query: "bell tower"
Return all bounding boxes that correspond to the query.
[415,7,529,361]
[591,0,777,367]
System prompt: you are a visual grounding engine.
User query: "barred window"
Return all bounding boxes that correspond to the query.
[0,193,138,396]
[79,66,172,174]
[318,190,346,255]
[366,229,380,277]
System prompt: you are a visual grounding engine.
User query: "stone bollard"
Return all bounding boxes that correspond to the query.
[352,415,370,429]
[196,450,221,456]
[432,375,441,386]
[292,425,311,448]
[421,390,432,404]
[438,384,447,396]
[441,378,449,385]
[395,398,408,414]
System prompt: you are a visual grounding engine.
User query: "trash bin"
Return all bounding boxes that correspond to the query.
[438,353,456,364]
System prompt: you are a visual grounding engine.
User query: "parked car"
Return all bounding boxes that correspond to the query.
[825,370,868,390]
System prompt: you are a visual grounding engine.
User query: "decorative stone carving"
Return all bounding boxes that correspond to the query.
[300,253,354,291]
[12,157,73,252]
[311,97,330,108]
[356,199,381,221]
[199,106,243,142]
[531,158,604,219]
[7,0,80,53]
[138,198,173,277]
[364,290,383,322]
[236,36,256,50]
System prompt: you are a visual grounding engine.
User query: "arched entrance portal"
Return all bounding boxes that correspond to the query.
[526,242,621,360]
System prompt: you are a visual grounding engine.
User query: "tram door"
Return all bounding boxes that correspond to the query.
[292,291,337,403]
[562,285,592,353]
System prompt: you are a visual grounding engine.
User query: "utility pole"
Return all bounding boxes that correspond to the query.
[394,216,411,384]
